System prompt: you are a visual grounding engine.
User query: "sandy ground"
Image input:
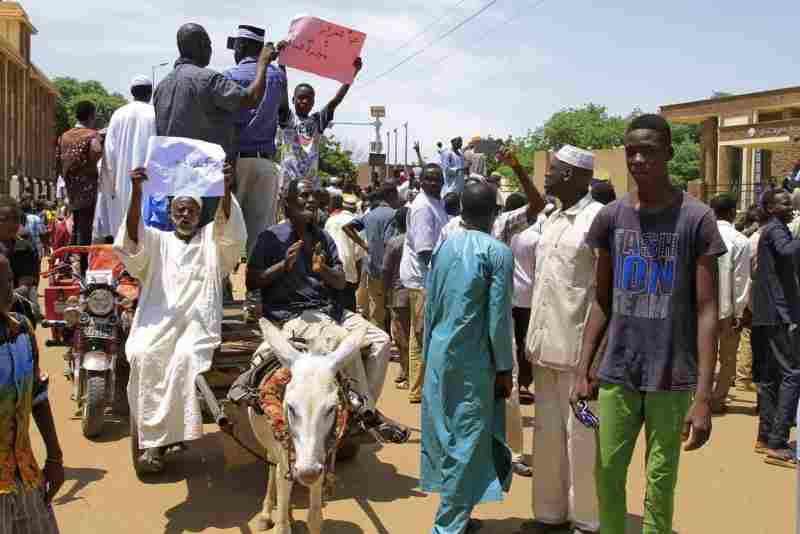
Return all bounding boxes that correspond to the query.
[29,273,795,533]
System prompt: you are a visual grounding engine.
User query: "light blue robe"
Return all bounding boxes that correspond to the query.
[420,230,514,529]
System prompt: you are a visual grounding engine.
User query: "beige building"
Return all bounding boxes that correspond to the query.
[0,1,58,199]
[662,87,800,206]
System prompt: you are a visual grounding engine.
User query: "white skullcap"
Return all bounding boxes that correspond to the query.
[544,203,556,215]
[131,75,153,88]
[173,194,203,211]
[555,145,594,171]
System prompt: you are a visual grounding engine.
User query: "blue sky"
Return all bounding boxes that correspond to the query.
[25,0,800,162]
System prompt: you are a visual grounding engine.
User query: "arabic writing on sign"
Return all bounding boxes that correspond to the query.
[144,137,226,198]
[280,16,366,84]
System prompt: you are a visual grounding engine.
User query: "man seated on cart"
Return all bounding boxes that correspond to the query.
[114,164,246,473]
[246,177,408,442]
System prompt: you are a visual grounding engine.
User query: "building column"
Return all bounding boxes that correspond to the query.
[700,118,719,200]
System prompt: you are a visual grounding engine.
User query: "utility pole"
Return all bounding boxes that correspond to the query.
[386,131,391,178]
[394,128,398,166]
[404,122,409,168]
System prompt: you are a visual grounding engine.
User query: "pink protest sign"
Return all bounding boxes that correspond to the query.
[279,16,366,84]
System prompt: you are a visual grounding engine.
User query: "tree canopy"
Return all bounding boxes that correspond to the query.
[319,135,358,184]
[54,77,128,136]
[492,104,701,189]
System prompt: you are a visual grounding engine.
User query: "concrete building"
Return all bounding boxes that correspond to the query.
[662,87,800,206]
[0,1,58,199]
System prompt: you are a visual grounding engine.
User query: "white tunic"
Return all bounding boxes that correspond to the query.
[94,101,156,240]
[113,200,246,448]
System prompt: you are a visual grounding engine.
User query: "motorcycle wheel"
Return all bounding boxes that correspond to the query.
[81,372,106,438]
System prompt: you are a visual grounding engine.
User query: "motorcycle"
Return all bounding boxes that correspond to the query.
[42,245,139,438]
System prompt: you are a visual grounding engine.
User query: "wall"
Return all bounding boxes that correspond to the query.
[771,144,800,178]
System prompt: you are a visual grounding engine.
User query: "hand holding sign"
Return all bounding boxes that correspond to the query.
[279,16,366,84]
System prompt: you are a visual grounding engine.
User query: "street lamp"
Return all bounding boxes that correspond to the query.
[151,61,169,88]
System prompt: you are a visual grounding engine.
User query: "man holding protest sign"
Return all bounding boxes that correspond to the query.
[115,159,246,473]
[277,57,363,190]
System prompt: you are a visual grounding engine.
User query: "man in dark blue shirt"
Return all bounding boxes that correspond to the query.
[246,178,408,443]
[224,25,289,257]
[751,188,800,468]
[343,183,402,328]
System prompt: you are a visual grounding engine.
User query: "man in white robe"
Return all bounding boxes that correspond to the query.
[93,75,156,242]
[114,163,246,472]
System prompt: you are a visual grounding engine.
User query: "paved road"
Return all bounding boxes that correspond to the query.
[30,297,795,533]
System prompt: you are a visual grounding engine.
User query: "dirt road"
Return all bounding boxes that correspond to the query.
[32,324,794,533]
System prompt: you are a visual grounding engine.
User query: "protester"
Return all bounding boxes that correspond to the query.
[246,178,408,442]
[591,181,616,205]
[324,194,364,312]
[49,207,72,253]
[574,114,725,534]
[225,26,289,255]
[421,180,514,534]
[439,137,467,196]
[0,197,41,326]
[0,252,64,533]
[443,192,461,217]
[21,199,46,260]
[155,23,276,159]
[56,100,103,258]
[751,188,800,468]
[94,76,156,243]
[400,163,450,404]
[521,145,602,534]
[463,136,487,177]
[344,183,402,328]
[382,207,411,388]
[709,193,751,414]
[509,212,539,406]
[115,164,246,473]
[278,60,363,189]
[738,206,770,392]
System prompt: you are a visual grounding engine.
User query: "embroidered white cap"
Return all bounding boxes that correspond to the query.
[555,145,594,171]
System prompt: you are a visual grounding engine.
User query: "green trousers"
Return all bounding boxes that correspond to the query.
[596,383,692,534]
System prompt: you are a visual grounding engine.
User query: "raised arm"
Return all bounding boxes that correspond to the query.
[413,141,426,167]
[496,146,545,219]
[126,168,147,244]
[326,58,363,113]
[241,41,287,109]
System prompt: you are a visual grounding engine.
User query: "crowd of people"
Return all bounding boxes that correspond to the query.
[1,18,798,534]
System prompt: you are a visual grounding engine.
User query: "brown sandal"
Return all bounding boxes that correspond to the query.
[764,448,798,468]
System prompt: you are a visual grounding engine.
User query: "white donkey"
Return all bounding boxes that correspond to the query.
[248,319,363,534]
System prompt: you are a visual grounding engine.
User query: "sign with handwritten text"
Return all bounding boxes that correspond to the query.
[144,137,226,198]
[280,16,366,84]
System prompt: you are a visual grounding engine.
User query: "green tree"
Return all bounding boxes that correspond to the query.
[541,103,627,150]
[319,135,358,184]
[668,123,701,189]
[54,77,128,136]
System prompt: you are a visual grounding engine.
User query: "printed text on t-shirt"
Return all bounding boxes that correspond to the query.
[613,229,678,319]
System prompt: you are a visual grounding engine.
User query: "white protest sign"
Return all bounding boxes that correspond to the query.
[279,16,366,84]
[144,137,225,198]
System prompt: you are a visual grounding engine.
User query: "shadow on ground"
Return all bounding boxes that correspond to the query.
[159,433,424,534]
[53,466,108,506]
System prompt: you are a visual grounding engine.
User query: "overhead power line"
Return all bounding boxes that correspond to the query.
[387,0,471,57]
[359,0,501,88]
[423,0,548,73]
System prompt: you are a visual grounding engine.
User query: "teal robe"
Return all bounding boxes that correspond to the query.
[420,230,514,509]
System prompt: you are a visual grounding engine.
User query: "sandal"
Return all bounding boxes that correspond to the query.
[764,448,798,468]
[754,441,768,454]
[396,380,409,390]
[519,388,535,405]
[138,449,165,473]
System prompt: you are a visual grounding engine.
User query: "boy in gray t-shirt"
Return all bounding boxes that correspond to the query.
[572,114,726,534]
